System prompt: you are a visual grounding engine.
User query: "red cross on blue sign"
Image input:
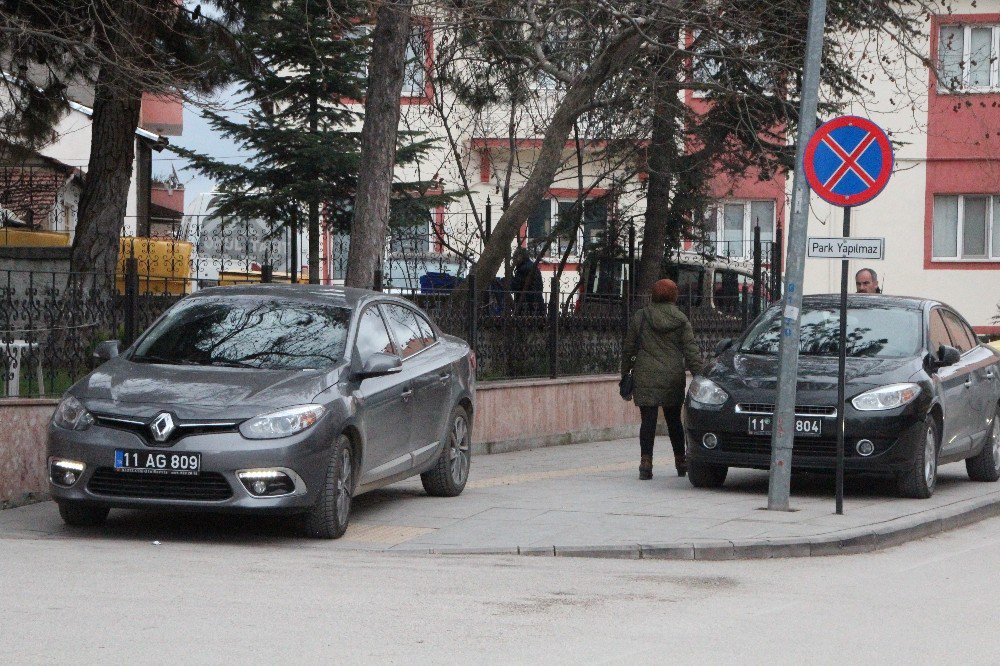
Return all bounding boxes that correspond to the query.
[803,116,894,207]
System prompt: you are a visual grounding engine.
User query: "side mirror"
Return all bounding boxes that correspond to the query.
[935,344,961,368]
[93,340,120,362]
[359,352,402,378]
[714,338,734,356]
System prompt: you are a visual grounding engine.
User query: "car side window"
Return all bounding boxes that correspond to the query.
[355,307,395,360]
[928,309,952,352]
[381,304,428,359]
[414,312,436,348]
[941,310,976,354]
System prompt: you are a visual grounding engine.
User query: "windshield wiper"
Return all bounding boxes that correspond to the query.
[207,359,259,369]
[130,354,198,365]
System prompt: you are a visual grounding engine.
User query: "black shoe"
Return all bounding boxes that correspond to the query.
[675,456,687,478]
[639,455,653,480]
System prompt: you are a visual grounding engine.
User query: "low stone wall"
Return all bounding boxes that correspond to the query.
[0,375,641,505]
[0,399,57,508]
[472,375,640,455]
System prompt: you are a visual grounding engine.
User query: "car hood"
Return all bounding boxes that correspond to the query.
[707,352,924,394]
[71,357,344,419]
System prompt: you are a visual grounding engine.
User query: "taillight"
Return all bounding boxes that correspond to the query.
[468,350,477,371]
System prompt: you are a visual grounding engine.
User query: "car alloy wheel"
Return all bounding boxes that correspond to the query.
[924,424,938,489]
[336,446,353,525]
[450,414,470,486]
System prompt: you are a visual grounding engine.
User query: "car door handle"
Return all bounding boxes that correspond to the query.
[438,372,451,383]
[400,388,413,400]
[964,378,973,388]
[987,371,996,380]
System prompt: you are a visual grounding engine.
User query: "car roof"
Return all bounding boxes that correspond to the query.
[189,283,386,309]
[792,294,941,311]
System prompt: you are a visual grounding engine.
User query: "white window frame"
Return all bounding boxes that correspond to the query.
[704,200,776,258]
[931,193,1000,262]
[937,24,1000,93]
[527,198,607,260]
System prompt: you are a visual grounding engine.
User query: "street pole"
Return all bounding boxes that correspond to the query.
[767,0,829,511]
[836,207,851,515]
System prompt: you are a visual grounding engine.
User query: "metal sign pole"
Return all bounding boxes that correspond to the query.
[836,207,851,515]
[767,0,828,511]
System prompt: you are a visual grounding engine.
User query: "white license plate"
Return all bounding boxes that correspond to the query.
[747,416,823,438]
[114,449,201,475]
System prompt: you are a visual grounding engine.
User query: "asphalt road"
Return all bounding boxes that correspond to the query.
[2,513,998,664]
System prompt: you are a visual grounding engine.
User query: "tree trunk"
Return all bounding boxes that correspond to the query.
[345,0,413,289]
[70,71,144,278]
[453,31,645,304]
[70,0,154,280]
[636,65,681,295]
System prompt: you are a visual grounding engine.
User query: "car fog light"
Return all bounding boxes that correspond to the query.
[49,457,85,487]
[238,469,298,497]
[856,439,875,457]
[703,433,719,449]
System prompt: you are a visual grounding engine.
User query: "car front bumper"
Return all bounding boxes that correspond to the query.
[46,421,336,514]
[684,400,926,475]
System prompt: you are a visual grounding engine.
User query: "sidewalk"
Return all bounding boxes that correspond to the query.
[2,437,999,559]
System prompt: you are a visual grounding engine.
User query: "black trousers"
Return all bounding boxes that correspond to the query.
[639,405,685,459]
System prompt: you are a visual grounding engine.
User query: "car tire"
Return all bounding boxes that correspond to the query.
[421,405,472,497]
[57,501,109,527]
[299,434,354,539]
[966,406,1000,483]
[897,415,939,499]
[688,460,728,488]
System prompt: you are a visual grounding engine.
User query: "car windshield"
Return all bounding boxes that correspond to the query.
[740,305,923,358]
[131,296,352,370]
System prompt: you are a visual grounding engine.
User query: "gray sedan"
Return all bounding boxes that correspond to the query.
[47,285,476,538]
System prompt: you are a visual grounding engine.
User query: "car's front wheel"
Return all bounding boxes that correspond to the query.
[897,415,939,499]
[57,501,109,527]
[421,405,471,497]
[299,434,354,539]
[688,460,728,488]
[966,405,1000,483]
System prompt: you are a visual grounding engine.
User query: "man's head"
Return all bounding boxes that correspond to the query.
[651,279,679,304]
[512,247,530,267]
[855,268,880,294]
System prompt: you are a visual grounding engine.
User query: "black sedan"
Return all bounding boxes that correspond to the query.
[684,295,1000,498]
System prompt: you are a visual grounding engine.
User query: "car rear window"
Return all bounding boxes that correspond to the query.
[131,296,352,370]
[740,305,923,358]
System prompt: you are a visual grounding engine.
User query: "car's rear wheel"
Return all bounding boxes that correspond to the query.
[421,405,471,497]
[57,501,109,527]
[897,415,939,499]
[299,434,353,539]
[688,460,728,488]
[966,406,1000,483]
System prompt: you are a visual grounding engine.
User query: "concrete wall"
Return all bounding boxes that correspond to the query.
[0,375,640,505]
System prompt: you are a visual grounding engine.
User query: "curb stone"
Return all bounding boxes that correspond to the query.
[423,491,1000,560]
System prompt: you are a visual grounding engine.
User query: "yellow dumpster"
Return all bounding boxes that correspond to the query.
[0,228,71,247]
[117,237,193,295]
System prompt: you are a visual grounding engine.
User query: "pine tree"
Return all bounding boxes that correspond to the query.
[173,0,439,284]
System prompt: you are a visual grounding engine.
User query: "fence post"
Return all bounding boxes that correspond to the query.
[773,226,783,300]
[261,264,273,284]
[548,275,559,379]
[466,272,477,353]
[752,224,762,317]
[485,197,492,242]
[124,257,139,347]
[373,268,383,292]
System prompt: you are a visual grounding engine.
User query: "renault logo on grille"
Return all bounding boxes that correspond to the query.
[150,412,176,442]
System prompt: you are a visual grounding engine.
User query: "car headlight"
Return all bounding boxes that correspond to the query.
[688,377,729,406]
[851,383,921,411]
[52,396,95,431]
[239,404,326,439]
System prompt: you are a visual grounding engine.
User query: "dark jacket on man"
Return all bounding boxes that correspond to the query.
[622,303,704,407]
[510,257,545,312]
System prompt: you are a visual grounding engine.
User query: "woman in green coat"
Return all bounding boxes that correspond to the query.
[621,279,704,480]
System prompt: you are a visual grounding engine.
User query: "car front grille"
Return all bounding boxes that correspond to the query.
[93,415,239,447]
[717,435,887,458]
[735,403,837,417]
[87,468,233,501]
